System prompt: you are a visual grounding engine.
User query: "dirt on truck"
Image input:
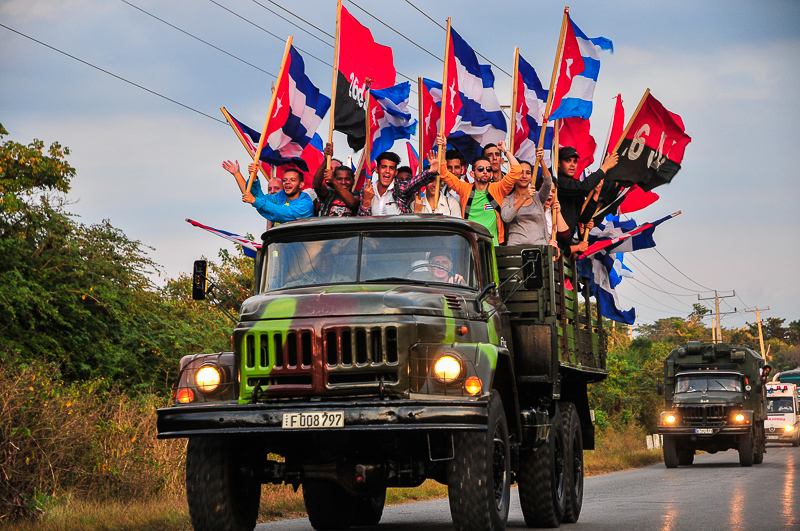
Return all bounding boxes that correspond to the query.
[156,215,609,531]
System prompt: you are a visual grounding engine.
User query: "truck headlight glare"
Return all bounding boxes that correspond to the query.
[785,425,795,433]
[195,365,222,393]
[433,355,462,382]
[665,414,676,424]
[734,413,745,423]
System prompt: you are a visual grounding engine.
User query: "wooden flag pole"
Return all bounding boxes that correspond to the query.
[532,6,569,179]
[247,36,293,194]
[220,107,269,180]
[551,119,560,246]
[418,77,424,163]
[326,0,342,170]
[508,47,520,155]
[434,17,452,202]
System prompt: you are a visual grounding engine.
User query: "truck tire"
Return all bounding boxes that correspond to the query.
[518,402,566,528]
[302,479,357,530]
[186,437,260,531]
[560,403,584,523]
[447,390,511,531]
[677,448,694,466]
[663,435,679,468]
[793,435,800,448]
[353,487,386,526]
[753,429,765,465]
[738,433,754,467]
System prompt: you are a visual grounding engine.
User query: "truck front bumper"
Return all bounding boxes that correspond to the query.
[157,398,489,439]
[765,430,799,443]
[658,425,752,437]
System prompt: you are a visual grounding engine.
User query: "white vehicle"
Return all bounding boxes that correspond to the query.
[765,383,800,447]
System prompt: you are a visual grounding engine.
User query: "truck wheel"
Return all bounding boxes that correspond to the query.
[447,390,511,531]
[738,433,754,467]
[561,403,584,523]
[677,448,694,466]
[753,429,765,464]
[353,487,386,526]
[793,436,800,448]
[186,437,260,531]
[518,402,566,528]
[302,479,356,530]
[662,435,679,468]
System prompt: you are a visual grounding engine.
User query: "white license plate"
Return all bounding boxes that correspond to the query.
[767,436,779,440]
[695,428,713,434]
[282,411,344,429]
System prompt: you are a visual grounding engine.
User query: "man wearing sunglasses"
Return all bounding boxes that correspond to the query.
[436,135,520,244]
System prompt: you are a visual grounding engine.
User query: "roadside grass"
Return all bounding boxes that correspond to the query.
[0,422,658,530]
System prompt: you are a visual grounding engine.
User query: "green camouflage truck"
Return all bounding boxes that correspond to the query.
[157,215,608,531]
[658,341,770,468]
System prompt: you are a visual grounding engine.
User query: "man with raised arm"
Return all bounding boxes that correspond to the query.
[222,160,313,224]
[312,143,359,217]
[436,135,520,244]
[358,151,439,216]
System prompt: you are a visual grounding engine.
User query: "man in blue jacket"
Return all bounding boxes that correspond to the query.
[222,160,314,224]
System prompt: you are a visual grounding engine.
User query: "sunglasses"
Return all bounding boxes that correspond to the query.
[475,166,491,172]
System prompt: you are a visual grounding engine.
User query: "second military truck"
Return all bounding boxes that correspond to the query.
[658,341,769,467]
[157,215,608,531]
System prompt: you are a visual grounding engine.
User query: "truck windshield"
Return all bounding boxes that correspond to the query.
[675,375,742,393]
[767,398,795,414]
[262,233,477,292]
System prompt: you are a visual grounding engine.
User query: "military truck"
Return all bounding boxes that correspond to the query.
[157,215,608,531]
[658,341,770,467]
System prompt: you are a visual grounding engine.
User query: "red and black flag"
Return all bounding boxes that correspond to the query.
[334,5,396,151]
[605,92,691,191]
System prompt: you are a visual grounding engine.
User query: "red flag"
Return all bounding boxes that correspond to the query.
[334,6,396,151]
[550,15,585,120]
[512,67,531,156]
[406,142,419,175]
[618,186,659,214]
[558,117,596,176]
[607,94,625,155]
[442,29,463,137]
[606,93,691,191]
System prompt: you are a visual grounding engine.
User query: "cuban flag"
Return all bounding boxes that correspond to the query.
[579,212,680,260]
[549,16,613,121]
[273,133,324,189]
[406,142,419,175]
[420,78,442,159]
[577,252,635,324]
[513,54,554,168]
[367,82,417,164]
[443,28,507,164]
[260,46,331,172]
[220,107,271,178]
[186,219,261,259]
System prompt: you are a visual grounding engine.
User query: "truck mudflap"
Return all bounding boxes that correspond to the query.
[157,398,489,439]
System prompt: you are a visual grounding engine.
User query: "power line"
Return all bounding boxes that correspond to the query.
[121,1,276,77]
[348,0,443,63]
[653,248,715,291]
[623,281,687,314]
[402,0,511,78]
[625,253,707,294]
[209,0,333,68]
[257,0,335,39]
[0,23,226,125]
[249,0,334,47]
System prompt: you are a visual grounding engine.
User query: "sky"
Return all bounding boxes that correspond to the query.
[2,0,799,332]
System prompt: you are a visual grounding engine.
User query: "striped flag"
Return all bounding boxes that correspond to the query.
[220,107,271,178]
[186,219,261,259]
[513,54,553,168]
[367,82,417,164]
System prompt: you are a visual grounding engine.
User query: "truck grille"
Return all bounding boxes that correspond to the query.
[324,326,398,366]
[243,330,315,390]
[679,405,727,427]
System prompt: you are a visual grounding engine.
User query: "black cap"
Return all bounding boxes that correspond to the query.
[559,146,579,161]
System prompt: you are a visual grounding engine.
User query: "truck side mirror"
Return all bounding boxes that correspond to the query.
[192,260,208,300]
[657,381,664,396]
[475,282,497,310]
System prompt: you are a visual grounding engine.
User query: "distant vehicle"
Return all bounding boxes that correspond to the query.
[774,369,800,400]
[658,342,771,467]
[765,383,800,447]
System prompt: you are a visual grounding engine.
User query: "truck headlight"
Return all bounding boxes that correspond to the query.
[734,413,745,423]
[785,425,796,433]
[661,411,677,425]
[195,364,222,393]
[665,414,676,424]
[433,355,462,383]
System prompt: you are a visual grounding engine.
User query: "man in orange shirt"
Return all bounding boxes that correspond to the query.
[435,135,520,244]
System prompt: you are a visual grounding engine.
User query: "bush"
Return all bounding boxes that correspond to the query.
[0,362,185,519]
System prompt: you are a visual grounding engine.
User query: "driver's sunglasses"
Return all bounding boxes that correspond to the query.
[475,166,491,172]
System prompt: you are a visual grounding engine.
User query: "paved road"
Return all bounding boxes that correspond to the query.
[256,445,800,530]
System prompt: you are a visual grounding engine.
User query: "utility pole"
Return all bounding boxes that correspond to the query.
[745,306,771,359]
[711,318,716,343]
[699,291,736,343]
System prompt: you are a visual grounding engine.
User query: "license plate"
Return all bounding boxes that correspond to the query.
[282,411,344,429]
[695,428,713,434]
[767,436,779,440]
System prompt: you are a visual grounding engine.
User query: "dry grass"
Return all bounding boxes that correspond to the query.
[585,423,663,476]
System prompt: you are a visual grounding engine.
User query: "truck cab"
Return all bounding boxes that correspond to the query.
[158,215,608,531]
[765,382,800,446]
